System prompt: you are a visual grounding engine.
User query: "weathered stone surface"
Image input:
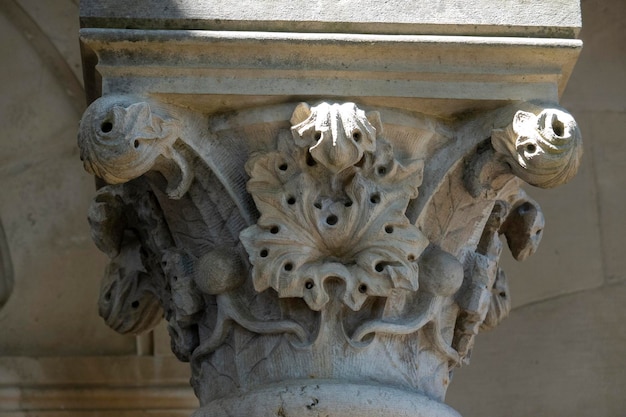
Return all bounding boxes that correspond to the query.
[10,1,622,416]
[0,220,12,309]
[583,112,626,283]
[79,29,581,116]
[409,3,626,415]
[446,281,626,417]
[0,356,197,416]
[74,3,586,412]
[561,0,626,113]
[15,0,83,84]
[77,91,582,415]
[559,0,626,285]
[80,0,581,38]
[0,5,135,356]
[498,140,603,308]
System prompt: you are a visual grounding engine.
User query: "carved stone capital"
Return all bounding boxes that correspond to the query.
[78,96,581,416]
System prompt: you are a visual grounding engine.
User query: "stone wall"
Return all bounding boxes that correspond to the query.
[0,0,624,415]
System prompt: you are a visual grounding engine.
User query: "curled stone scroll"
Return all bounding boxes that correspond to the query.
[492,107,582,188]
[464,103,583,197]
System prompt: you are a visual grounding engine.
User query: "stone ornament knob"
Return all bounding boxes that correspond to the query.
[492,107,583,188]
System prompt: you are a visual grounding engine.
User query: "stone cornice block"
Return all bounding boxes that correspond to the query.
[80,29,581,116]
[80,0,581,38]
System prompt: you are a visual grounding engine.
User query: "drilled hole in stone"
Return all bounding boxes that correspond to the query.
[407,254,416,261]
[375,262,385,272]
[536,229,543,236]
[525,144,536,154]
[499,292,507,298]
[279,163,288,171]
[344,200,353,207]
[173,275,178,282]
[104,292,111,301]
[326,214,338,225]
[284,262,293,271]
[287,196,296,205]
[518,202,532,214]
[377,166,387,176]
[353,130,361,142]
[370,194,381,204]
[385,225,394,234]
[270,226,280,234]
[314,202,322,209]
[101,121,113,133]
[358,284,368,294]
[552,117,565,136]
[131,301,140,309]
[305,280,315,289]
[133,140,140,149]
[260,249,269,258]
[306,152,317,166]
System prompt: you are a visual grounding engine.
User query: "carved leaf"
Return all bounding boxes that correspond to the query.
[241,103,429,311]
[420,169,485,256]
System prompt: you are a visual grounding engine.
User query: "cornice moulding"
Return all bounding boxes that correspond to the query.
[0,356,195,415]
[80,0,581,38]
[80,29,581,116]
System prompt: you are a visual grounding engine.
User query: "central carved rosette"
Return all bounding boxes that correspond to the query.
[240,102,428,311]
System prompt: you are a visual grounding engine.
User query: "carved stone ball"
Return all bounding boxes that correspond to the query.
[194,247,246,295]
[418,247,464,297]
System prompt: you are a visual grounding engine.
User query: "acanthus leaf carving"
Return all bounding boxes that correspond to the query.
[451,188,543,365]
[78,97,582,415]
[240,102,428,312]
[91,182,171,337]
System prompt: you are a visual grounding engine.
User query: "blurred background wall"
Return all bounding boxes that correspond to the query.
[0,0,623,415]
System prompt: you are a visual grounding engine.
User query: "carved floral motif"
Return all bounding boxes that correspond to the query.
[78,97,582,416]
[240,102,428,311]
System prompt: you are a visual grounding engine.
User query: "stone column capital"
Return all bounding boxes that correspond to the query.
[77,3,583,414]
[78,94,581,416]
